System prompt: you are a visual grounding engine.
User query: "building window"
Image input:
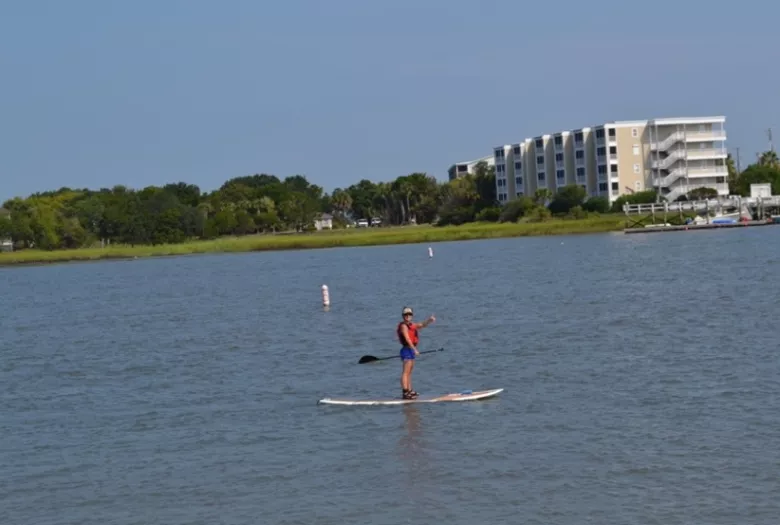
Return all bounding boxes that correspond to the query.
[515,177,523,185]
[633,163,640,173]
[554,136,562,146]
[514,161,522,170]
[598,182,608,192]
[457,164,467,172]
[597,147,606,156]
[635,181,641,191]
[556,169,565,180]
[496,164,505,173]
[537,172,545,181]
[555,153,563,162]
[495,149,505,159]
[576,167,585,177]
[536,156,544,165]
[513,146,521,155]
[598,165,607,175]
[633,144,640,155]
[631,128,638,137]
[611,182,619,191]
[610,164,618,173]
[575,150,584,159]
[535,138,543,148]
[516,191,523,197]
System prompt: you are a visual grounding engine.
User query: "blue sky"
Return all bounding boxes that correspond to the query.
[1,0,776,202]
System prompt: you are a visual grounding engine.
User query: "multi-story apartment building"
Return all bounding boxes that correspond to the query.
[493,116,728,204]
[447,155,495,181]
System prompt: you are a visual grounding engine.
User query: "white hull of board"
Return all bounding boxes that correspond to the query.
[318,388,504,406]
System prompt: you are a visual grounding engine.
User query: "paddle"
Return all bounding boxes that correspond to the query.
[358,347,444,364]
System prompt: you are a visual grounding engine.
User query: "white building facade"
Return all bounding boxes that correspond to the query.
[448,155,495,181]
[493,115,728,204]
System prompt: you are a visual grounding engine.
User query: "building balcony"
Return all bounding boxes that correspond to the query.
[651,129,728,151]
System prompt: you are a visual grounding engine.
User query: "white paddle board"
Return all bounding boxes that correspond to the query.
[318,388,503,406]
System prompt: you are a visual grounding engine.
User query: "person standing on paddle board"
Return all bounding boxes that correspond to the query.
[397,306,435,399]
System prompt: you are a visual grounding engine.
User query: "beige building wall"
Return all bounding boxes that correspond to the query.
[613,123,649,196]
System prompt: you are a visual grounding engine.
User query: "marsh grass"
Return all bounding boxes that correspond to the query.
[0,215,625,266]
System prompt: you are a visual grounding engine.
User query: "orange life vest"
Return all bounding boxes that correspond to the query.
[397,321,418,347]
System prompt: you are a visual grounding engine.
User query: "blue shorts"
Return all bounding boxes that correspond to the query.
[400,347,416,360]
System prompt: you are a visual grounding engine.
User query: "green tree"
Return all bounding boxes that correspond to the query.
[498,196,537,222]
[733,162,780,196]
[533,188,552,206]
[548,184,587,214]
[759,150,779,168]
[610,190,657,212]
[726,153,739,194]
[330,188,353,218]
[685,187,719,200]
[582,196,610,213]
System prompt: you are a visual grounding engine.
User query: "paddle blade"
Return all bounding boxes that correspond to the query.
[358,355,379,364]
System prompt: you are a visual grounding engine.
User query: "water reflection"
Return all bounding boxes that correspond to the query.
[397,405,429,479]
[398,405,422,455]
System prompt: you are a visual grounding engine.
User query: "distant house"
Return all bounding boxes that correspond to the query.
[314,213,333,231]
[0,208,11,252]
[447,155,495,181]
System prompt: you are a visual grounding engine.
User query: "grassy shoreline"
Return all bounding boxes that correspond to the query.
[0,215,625,267]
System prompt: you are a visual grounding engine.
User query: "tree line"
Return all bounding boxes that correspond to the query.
[0,150,777,250]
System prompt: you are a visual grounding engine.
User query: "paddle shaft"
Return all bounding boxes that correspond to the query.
[358,347,443,364]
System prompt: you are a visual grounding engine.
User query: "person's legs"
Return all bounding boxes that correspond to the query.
[406,359,416,396]
[400,347,417,398]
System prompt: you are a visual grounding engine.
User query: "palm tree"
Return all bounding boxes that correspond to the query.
[759,150,779,168]
[534,188,552,206]
[330,189,352,219]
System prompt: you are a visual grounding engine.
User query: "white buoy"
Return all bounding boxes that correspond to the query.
[428,246,433,258]
[321,284,330,307]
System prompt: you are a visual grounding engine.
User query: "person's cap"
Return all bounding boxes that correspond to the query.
[402,306,413,315]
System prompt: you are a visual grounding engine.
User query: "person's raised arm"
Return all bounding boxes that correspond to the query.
[415,315,435,329]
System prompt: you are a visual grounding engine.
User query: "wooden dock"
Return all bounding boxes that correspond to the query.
[625,220,773,234]
[622,197,780,234]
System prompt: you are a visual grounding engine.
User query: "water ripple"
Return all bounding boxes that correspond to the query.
[1,230,780,524]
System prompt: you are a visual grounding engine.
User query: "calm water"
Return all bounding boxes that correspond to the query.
[2,227,780,524]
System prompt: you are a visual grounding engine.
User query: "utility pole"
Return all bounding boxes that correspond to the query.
[736,147,741,173]
[768,128,774,152]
